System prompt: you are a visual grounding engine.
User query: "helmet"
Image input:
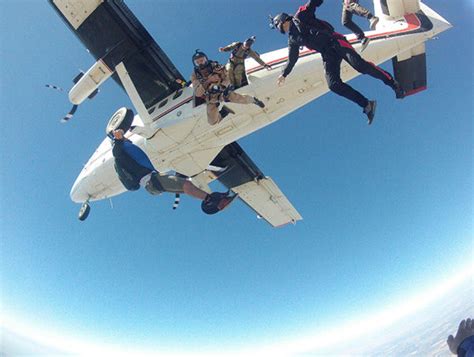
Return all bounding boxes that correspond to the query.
[243,36,256,48]
[192,49,209,68]
[270,13,292,34]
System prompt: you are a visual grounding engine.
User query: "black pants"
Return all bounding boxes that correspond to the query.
[342,1,373,40]
[323,38,395,108]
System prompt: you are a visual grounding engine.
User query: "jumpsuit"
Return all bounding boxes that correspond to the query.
[112,138,187,194]
[221,42,267,88]
[191,61,255,125]
[281,0,396,109]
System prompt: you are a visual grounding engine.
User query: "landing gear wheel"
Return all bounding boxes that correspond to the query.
[105,107,134,135]
[78,202,91,221]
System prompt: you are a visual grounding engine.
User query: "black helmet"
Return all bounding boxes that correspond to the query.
[243,36,256,47]
[270,13,292,34]
[192,49,208,68]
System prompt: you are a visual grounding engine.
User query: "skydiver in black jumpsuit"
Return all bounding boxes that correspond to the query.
[272,0,405,125]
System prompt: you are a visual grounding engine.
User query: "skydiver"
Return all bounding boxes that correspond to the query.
[219,36,272,89]
[111,129,236,215]
[190,50,265,126]
[342,0,379,52]
[271,0,405,125]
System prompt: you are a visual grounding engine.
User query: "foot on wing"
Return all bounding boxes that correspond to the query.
[253,97,265,108]
[219,105,235,120]
[363,100,377,125]
[360,37,370,52]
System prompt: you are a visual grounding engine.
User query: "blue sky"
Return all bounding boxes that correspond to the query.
[1,0,472,353]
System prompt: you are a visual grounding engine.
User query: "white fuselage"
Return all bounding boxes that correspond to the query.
[70,7,450,204]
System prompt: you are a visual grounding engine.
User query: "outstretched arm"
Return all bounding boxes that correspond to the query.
[219,42,240,52]
[297,0,334,32]
[249,50,269,68]
[305,0,324,13]
[281,42,300,78]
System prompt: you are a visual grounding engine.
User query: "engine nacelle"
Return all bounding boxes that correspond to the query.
[69,60,114,105]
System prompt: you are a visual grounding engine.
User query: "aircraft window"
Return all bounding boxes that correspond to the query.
[158,99,168,108]
[173,90,183,100]
[148,106,156,114]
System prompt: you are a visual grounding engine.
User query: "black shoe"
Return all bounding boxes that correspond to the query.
[392,80,406,99]
[253,97,265,108]
[219,105,235,120]
[360,37,370,52]
[363,100,377,125]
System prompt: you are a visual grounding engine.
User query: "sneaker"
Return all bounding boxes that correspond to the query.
[363,100,377,125]
[360,37,370,52]
[253,97,265,108]
[392,80,406,99]
[369,16,379,30]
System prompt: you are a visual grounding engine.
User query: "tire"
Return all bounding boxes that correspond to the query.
[105,107,134,135]
[78,202,91,221]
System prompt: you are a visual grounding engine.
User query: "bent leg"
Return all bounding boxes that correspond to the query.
[183,181,208,200]
[342,6,365,40]
[150,174,208,200]
[207,101,221,125]
[227,63,237,88]
[339,45,395,86]
[324,54,369,108]
[226,91,254,105]
[234,64,248,88]
[349,2,373,19]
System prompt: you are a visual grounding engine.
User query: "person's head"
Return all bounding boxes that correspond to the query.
[192,50,209,69]
[243,36,256,49]
[113,129,124,140]
[271,13,293,34]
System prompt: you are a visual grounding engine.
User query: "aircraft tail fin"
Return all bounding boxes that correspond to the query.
[372,1,452,96]
[392,44,426,97]
[373,0,420,21]
[373,1,452,35]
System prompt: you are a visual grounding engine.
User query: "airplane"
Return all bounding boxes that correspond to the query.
[49,0,451,227]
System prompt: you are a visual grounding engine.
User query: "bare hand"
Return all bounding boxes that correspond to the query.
[277,75,286,86]
[447,318,474,354]
[218,47,225,52]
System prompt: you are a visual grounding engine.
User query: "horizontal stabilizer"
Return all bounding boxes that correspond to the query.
[392,44,427,96]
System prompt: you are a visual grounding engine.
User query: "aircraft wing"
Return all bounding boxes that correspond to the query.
[210,143,302,227]
[49,0,184,110]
